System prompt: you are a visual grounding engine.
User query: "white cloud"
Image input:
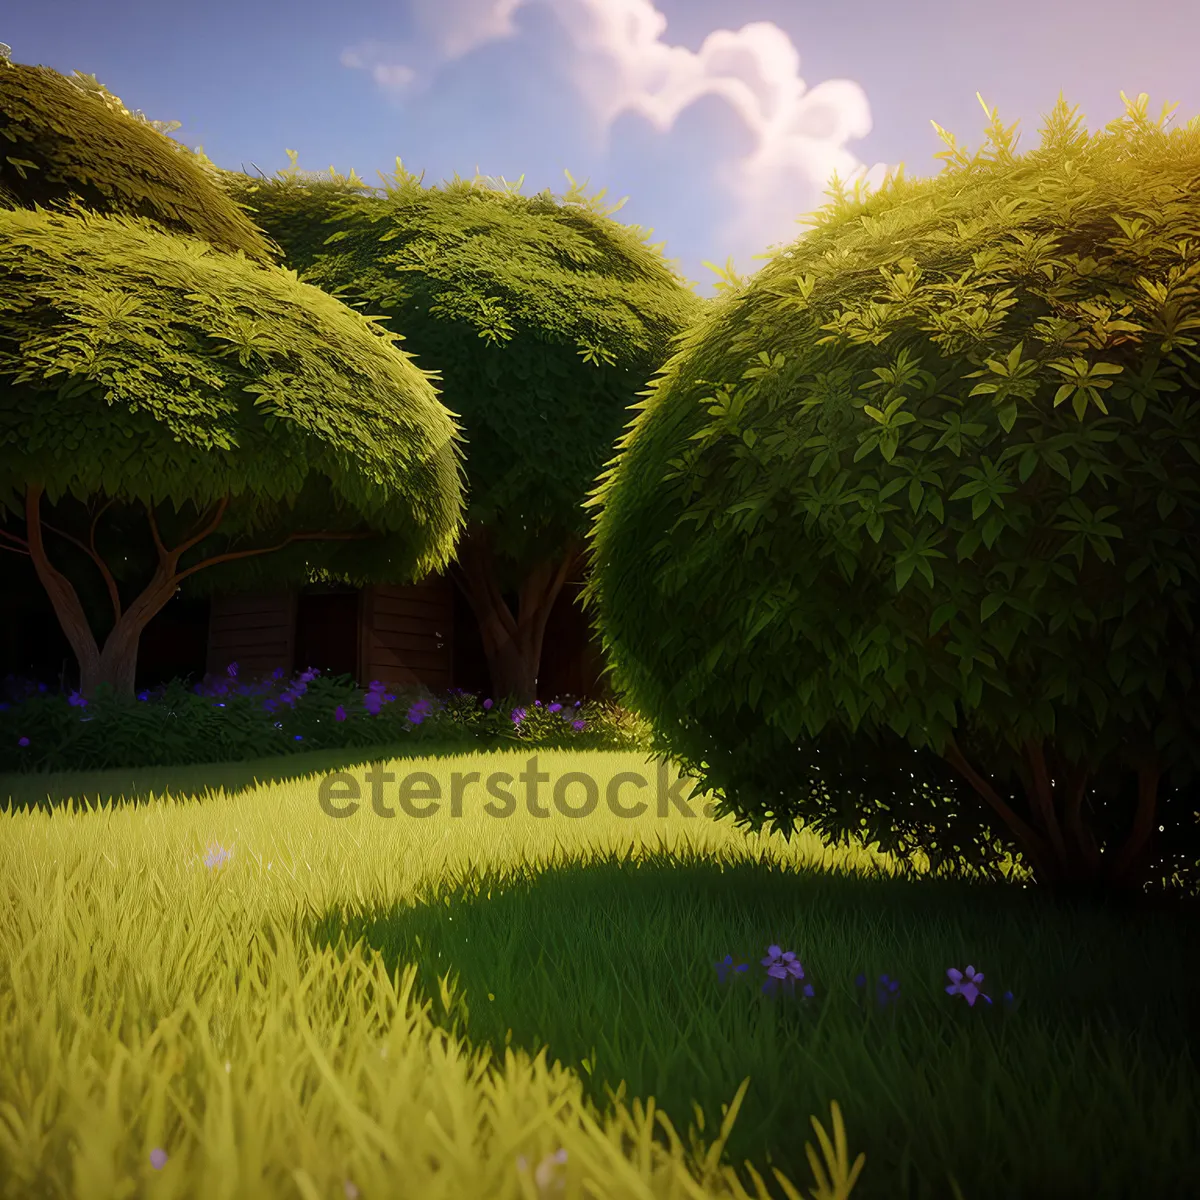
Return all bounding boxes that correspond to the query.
[340,0,898,276]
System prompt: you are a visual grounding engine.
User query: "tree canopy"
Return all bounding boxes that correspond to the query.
[213,155,706,574]
[210,155,707,700]
[0,51,279,263]
[0,200,468,696]
[580,91,1200,900]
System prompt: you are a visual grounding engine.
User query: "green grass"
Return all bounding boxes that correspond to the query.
[306,836,1198,1199]
[1,679,1197,1198]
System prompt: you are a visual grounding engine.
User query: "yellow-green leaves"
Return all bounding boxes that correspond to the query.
[579,88,1200,892]
[1046,354,1125,418]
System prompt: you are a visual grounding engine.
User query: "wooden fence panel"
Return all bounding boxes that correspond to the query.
[359,576,454,692]
[204,589,298,682]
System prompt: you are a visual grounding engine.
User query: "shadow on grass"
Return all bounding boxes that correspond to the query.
[299,846,1200,1200]
[0,734,530,813]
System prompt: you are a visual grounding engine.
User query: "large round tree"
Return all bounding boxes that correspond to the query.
[0,49,278,263]
[212,155,706,704]
[580,91,1200,903]
[0,202,467,701]
[0,51,467,702]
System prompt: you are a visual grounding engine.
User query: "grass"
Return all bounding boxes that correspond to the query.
[1,667,1197,1199]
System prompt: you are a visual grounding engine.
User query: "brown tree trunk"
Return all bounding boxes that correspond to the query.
[449,521,586,707]
[940,731,1164,904]
[21,484,179,703]
[10,484,376,704]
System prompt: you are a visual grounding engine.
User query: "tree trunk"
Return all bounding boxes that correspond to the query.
[22,485,183,703]
[14,484,376,704]
[449,521,586,708]
[940,732,1164,907]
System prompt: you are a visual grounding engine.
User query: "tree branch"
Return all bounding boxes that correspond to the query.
[939,734,1054,875]
[11,507,124,624]
[172,528,378,585]
[23,484,102,681]
[1022,738,1068,862]
[0,528,31,555]
[1061,760,1101,870]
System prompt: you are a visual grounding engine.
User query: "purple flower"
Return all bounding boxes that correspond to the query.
[761,945,815,999]
[334,705,347,722]
[150,1147,168,1170]
[548,703,562,713]
[17,736,29,747]
[571,719,586,732]
[946,965,990,1007]
[226,662,239,678]
[68,690,87,708]
[876,973,901,1007]
[483,698,493,710]
[714,954,750,984]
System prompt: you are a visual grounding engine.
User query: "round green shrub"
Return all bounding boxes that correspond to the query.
[581,92,1200,899]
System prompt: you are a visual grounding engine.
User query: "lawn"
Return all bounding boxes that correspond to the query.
[1,668,1196,1199]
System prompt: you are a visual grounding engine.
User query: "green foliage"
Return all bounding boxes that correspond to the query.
[581,91,1200,890]
[0,202,468,596]
[0,674,647,776]
[0,52,279,263]
[214,154,708,586]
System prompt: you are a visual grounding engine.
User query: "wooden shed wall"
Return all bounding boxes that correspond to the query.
[359,576,454,691]
[205,589,298,682]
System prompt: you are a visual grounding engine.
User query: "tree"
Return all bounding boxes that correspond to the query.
[0,51,278,264]
[213,155,706,704]
[0,202,468,701]
[580,91,1200,904]
[0,51,467,703]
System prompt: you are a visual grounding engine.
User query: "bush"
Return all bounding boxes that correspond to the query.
[0,666,651,776]
[580,91,1200,902]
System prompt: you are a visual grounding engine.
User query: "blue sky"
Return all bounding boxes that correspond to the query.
[5,0,1199,297]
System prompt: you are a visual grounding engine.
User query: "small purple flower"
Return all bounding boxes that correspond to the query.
[571,719,586,731]
[876,973,900,1007]
[761,945,815,998]
[334,705,346,722]
[68,690,87,708]
[150,1148,168,1170]
[946,965,990,1007]
[227,662,239,678]
[483,698,493,710]
[17,736,29,747]
[714,954,750,984]
[854,972,867,990]
[548,703,562,713]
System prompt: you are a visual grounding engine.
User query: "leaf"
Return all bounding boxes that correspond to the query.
[929,603,957,635]
[980,593,1005,621]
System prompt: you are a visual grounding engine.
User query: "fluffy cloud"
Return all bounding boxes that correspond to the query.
[340,0,897,277]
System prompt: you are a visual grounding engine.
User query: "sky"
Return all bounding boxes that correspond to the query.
[4,0,1199,298]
